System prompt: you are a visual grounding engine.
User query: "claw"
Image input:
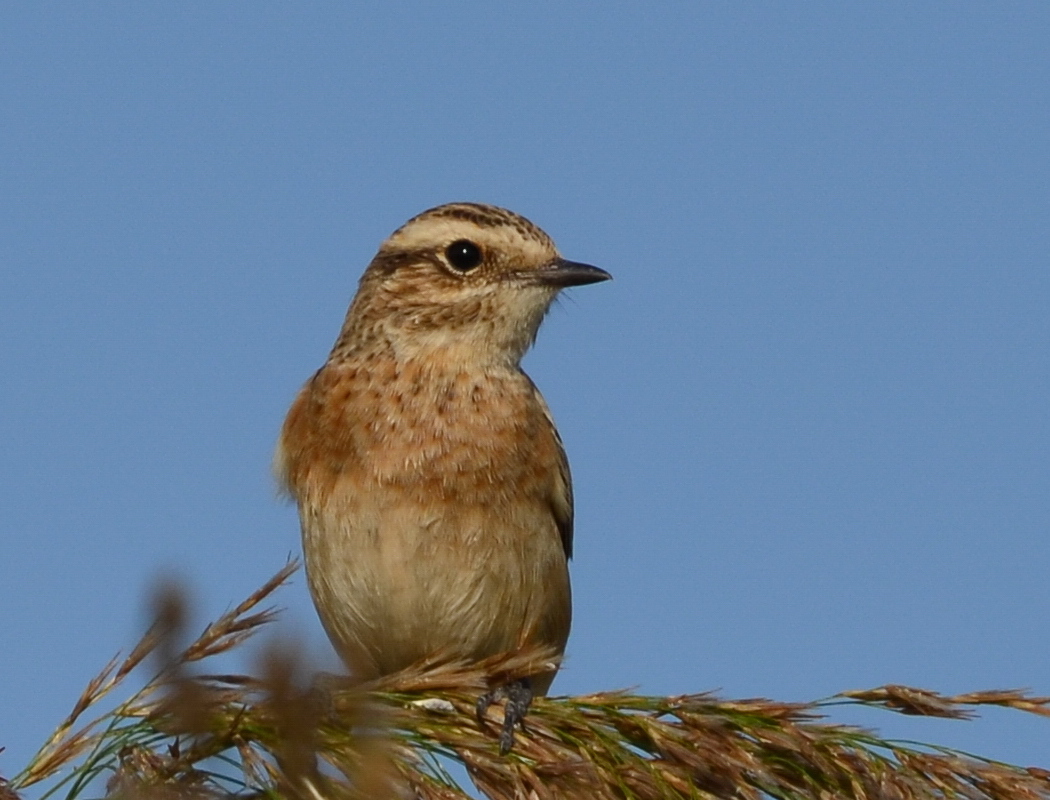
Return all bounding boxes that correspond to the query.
[475,685,504,724]
[475,677,533,754]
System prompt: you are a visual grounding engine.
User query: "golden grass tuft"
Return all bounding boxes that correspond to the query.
[7,561,1050,800]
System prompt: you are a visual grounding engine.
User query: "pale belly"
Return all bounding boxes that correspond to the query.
[300,493,571,694]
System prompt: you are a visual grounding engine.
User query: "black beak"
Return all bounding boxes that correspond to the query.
[534,258,612,287]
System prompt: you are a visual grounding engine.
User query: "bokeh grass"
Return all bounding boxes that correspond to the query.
[7,562,1050,800]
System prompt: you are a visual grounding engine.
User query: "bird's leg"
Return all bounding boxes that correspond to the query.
[475,677,533,754]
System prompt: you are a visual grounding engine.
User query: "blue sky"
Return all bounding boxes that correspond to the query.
[3,2,1049,783]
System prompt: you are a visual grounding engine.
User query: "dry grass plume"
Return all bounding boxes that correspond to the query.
[6,562,1050,800]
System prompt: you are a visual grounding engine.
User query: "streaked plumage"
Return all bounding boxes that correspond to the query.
[276,203,609,701]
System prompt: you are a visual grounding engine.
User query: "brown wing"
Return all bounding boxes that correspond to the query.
[526,376,575,560]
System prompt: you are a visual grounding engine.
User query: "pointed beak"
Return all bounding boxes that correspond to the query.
[533,259,612,287]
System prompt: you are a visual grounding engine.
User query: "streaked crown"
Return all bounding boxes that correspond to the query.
[332,203,610,365]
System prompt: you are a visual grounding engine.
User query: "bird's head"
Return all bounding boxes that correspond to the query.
[335,203,610,367]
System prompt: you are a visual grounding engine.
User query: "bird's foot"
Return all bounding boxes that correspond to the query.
[475,677,533,754]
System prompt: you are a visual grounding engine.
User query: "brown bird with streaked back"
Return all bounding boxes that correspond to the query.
[275,203,610,751]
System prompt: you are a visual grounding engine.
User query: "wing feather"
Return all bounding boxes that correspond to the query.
[526,377,574,559]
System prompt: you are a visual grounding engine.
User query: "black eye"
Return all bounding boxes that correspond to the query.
[445,239,483,272]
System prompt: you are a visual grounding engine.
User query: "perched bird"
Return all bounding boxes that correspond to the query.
[275,203,610,750]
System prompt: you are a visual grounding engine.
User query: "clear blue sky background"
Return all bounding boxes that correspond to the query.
[3,2,1049,785]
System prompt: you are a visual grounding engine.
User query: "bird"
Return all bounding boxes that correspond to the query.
[274,202,610,751]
